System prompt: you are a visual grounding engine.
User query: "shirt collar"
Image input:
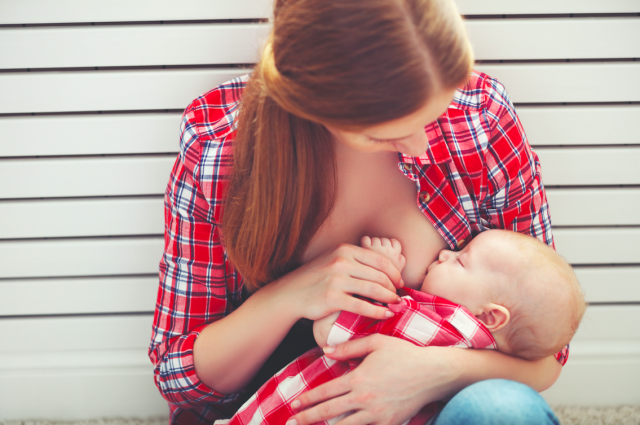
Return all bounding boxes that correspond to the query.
[400,288,497,350]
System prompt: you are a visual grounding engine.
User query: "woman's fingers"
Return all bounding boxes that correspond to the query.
[324,334,383,361]
[340,295,395,320]
[346,262,395,293]
[292,336,433,425]
[345,266,399,300]
[290,376,353,424]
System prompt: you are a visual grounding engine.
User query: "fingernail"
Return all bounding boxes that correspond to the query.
[286,420,297,425]
[291,400,301,409]
[323,346,335,354]
[385,310,394,318]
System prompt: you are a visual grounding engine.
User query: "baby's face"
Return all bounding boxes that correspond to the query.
[420,231,518,314]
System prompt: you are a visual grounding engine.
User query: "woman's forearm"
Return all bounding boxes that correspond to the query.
[447,348,562,393]
[193,277,300,395]
[194,243,403,395]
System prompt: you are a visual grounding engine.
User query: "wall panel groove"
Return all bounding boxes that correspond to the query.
[1,0,638,25]
[1,148,637,200]
[2,19,638,69]
[0,189,637,239]
[2,64,638,114]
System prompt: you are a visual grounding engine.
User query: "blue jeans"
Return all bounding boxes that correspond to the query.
[433,379,559,425]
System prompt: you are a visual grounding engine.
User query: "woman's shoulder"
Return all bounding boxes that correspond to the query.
[450,70,513,118]
[182,73,250,142]
[437,71,531,183]
[175,74,250,207]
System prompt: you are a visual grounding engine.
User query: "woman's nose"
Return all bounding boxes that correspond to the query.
[398,131,430,157]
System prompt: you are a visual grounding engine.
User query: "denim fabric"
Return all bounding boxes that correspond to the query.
[433,379,559,425]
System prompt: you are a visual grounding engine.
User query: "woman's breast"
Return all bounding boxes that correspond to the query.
[367,197,449,288]
[303,153,448,289]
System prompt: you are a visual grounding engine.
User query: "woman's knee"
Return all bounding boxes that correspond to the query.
[433,379,559,425]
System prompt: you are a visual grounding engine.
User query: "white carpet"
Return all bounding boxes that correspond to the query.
[2,407,639,425]
[554,406,640,425]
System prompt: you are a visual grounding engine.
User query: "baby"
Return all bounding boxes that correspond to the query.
[219,229,586,425]
[315,229,586,361]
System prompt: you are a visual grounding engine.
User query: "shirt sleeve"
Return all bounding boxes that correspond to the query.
[328,294,488,349]
[481,76,569,364]
[148,101,242,408]
[480,75,554,248]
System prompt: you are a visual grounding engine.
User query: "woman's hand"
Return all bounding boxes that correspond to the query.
[288,335,463,425]
[287,335,562,425]
[192,243,403,395]
[277,243,404,322]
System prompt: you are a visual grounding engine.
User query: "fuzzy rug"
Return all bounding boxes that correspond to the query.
[554,406,640,425]
[2,407,640,425]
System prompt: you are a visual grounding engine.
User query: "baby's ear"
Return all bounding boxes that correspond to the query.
[475,303,510,332]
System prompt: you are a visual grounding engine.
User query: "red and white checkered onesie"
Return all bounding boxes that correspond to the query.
[216,288,500,425]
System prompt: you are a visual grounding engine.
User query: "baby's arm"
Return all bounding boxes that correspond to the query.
[312,237,406,347]
[312,311,341,347]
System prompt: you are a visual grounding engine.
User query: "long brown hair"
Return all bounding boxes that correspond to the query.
[223,0,473,290]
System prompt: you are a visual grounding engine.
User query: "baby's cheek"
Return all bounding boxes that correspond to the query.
[417,275,435,293]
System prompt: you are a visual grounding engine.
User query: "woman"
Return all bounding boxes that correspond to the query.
[149,0,562,424]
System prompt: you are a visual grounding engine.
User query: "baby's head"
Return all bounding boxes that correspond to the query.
[421,229,586,361]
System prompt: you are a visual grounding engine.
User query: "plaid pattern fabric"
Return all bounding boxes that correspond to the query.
[217,289,497,425]
[149,71,557,424]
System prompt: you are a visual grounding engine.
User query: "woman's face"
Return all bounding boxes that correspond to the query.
[325,86,457,157]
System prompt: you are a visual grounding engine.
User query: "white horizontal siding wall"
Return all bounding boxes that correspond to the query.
[0,0,638,419]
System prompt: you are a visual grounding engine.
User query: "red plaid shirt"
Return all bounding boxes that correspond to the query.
[217,288,498,425]
[149,71,556,424]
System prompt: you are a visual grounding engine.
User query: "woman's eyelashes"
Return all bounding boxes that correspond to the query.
[368,137,389,144]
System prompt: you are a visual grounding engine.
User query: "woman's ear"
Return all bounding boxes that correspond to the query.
[475,303,510,332]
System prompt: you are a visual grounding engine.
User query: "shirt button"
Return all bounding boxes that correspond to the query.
[403,163,412,172]
[419,191,431,203]
[458,238,467,248]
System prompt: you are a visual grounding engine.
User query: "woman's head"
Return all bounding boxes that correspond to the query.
[325,88,457,156]
[260,0,473,128]
[224,0,474,289]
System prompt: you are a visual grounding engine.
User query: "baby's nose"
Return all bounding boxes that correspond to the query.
[438,249,453,262]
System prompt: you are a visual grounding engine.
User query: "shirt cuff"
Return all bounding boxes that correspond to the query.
[555,344,570,366]
[153,323,244,408]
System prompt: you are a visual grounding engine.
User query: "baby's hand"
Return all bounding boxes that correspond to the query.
[360,237,406,273]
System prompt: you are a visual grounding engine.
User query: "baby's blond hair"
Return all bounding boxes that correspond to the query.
[491,231,586,361]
